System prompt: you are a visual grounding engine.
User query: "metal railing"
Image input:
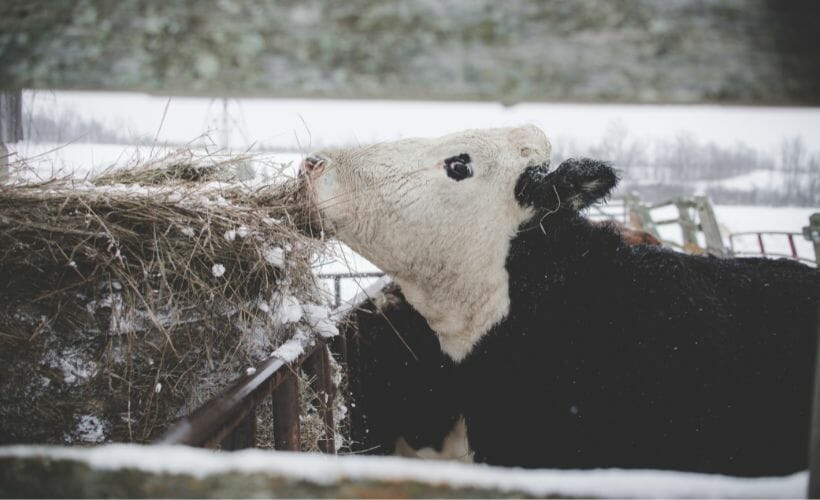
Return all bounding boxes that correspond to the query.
[728,231,815,266]
[318,272,385,308]
[158,333,338,452]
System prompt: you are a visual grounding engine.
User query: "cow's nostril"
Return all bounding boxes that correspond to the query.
[301,156,326,176]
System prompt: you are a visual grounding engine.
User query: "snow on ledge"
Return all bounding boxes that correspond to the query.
[0,445,807,499]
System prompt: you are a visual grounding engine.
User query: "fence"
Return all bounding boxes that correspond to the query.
[623,194,726,256]
[318,272,385,309]
[158,333,339,452]
[728,231,815,266]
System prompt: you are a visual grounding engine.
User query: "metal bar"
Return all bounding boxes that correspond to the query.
[317,272,386,279]
[305,345,336,453]
[788,234,798,259]
[334,276,342,309]
[317,272,386,310]
[272,371,301,451]
[331,330,348,368]
[220,409,257,450]
[157,334,320,447]
[730,231,803,237]
[757,233,766,256]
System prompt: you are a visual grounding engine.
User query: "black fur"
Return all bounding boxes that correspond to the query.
[344,160,819,476]
[460,210,820,475]
[344,284,460,455]
[516,158,618,210]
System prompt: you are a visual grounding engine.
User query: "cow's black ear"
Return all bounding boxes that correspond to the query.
[515,158,618,211]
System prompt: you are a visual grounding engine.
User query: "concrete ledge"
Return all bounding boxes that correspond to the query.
[0,445,807,498]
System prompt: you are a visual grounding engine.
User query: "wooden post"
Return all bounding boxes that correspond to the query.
[305,345,337,454]
[694,196,725,257]
[625,193,660,239]
[674,199,700,251]
[806,214,820,498]
[272,372,301,451]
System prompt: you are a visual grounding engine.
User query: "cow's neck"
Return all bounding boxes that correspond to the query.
[345,229,518,363]
[394,261,512,363]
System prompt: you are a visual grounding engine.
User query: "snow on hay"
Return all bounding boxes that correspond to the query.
[0,150,335,447]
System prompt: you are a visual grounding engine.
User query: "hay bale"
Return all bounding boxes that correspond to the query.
[0,154,332,446]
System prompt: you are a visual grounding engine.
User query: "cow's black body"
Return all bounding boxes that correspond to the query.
[462,212,819,476]
[344,157,820,476]
[345,213,819,476]
[344,284,460,455]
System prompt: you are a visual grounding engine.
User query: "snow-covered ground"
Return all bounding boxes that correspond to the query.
[0,444,808,499]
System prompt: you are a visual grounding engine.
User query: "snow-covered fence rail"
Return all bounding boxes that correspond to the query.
[158,331,336,453]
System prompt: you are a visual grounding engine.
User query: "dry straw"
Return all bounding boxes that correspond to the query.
[0,150,332,446]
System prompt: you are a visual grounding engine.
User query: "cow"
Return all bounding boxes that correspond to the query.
[342,282,469,461]
[342,220,662,461]
[302,126,820,476]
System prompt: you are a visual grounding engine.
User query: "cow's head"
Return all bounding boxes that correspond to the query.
[302,126,617,361]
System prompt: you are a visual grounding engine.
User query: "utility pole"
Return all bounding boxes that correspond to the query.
[0,90,24,178]
[221,97,229,150]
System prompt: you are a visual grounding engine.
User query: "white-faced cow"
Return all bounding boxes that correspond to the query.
[303,126,820,476]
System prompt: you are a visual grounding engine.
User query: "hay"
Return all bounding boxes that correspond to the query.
[0,152,331,446]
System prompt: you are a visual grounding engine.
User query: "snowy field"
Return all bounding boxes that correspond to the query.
[7,92,819,305]
[20,91,820,153]
[0,444,808,499]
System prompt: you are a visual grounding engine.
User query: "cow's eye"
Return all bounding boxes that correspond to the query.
[444,153,474,181]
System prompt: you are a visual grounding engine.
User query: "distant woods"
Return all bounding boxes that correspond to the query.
[25,108,146,145]
[21,108,820,207]
[552,125,820,206]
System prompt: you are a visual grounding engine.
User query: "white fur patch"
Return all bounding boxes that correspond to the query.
[307,126,550,361]
[394,417,474,463]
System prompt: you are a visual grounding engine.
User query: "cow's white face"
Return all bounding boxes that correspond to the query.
[302,125,616,362]
[303,126,549,361]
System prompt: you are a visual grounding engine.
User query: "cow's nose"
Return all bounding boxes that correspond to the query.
[300,156,326,177]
